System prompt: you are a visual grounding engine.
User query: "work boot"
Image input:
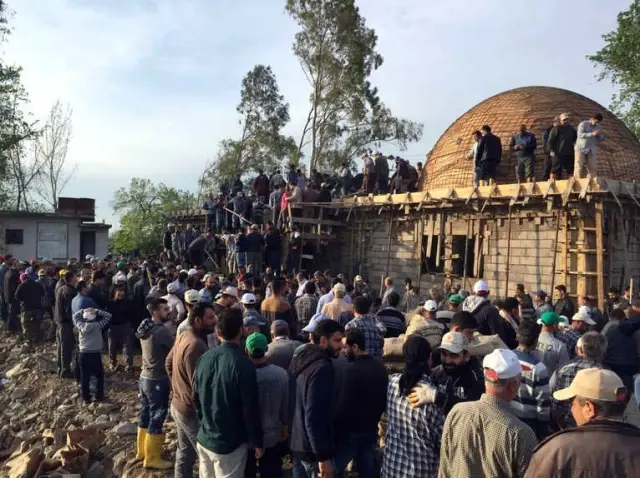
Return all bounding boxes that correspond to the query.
[143,433,172,469]
[135,428,147,460]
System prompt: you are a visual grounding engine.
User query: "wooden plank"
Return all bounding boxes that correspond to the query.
[504,208,513,297]
[606,208,615,289]
[473,219,483,278]
[426,216,435,258]
[576,216,587,297]
[435,212,444,268]
[624,182,640,209]
[550,211,563,294]
[417,218,425,283]
[595,201,605,311]
[562,177,576,206]
[523,181,535,205]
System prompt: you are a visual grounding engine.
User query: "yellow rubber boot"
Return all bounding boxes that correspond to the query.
[135,428,147,460]
[143,433,172,470]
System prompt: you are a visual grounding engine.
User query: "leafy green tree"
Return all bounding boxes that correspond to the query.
[589,0,640,137]
[199,65,296,194]
[286,0,423,171]
[110,178,196,254]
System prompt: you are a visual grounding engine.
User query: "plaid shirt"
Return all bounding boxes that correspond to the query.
[345,314,386,359]
[439,394,538,478]
[382,374,444,478]
[400,290,420,313]
[551,358,602,429]
[294,294,318,328]
[555,327,581,359]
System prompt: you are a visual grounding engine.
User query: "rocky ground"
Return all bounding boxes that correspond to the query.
[0,332,177,478]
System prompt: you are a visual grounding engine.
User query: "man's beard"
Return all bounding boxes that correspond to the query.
[443,362,463,375]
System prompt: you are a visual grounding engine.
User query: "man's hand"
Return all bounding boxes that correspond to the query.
[407,382,438,408]
[319,460,333,478]
[550,151,555,157]
[593,129,600,136]
[255,448,264,459]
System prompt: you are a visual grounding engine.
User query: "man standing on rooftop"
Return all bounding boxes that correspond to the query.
[574,113,604,179]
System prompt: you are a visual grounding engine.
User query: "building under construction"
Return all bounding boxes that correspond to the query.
[178,86,640,308]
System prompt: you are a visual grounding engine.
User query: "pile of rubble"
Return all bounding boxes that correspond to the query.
[0,333,177,477]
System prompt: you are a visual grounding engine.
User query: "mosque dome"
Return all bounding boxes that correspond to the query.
[420,86,640,190]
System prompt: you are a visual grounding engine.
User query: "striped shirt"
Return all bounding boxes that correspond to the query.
[439,394,538,478]
[512,349,551,439]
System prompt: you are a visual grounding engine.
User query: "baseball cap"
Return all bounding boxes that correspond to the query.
[423,300,438,312]
[571,311,596,325]
[188,268,198,277]
[553,368,626,402]
[448,294,463,306]
[537,311,562,326]
[354,275,363,282]
[184,289,200,305]
[303,313,329,333]
[115,272,127,283]
[245,332,268,357]
[560,112,570,121]
[439,332,469,354]
[37,269,46,277]
[473,280,489,293]
[221,286,239,299]
[251,224,258,230]
[534,289,547,297]
[116,261,126,269]
[270,319,289,332]
[167,282,180,294]
[241,293,257,305]
[19,273,28,282]
[482,349,521,381]
[332,283,346,294]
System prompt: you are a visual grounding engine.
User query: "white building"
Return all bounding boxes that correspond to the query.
[0,198,111,262]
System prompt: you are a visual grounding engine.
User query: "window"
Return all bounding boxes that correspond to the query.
[451,235,475,278]
[6,229,24,245]
[420,235,444,274]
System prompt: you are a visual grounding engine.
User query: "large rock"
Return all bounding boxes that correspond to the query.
[5,445,44,478]
[112,422,137,437]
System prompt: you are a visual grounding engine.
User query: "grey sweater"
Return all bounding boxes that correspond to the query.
[137,318,174,380]
[72,309,112,352]
[255,363,289,448]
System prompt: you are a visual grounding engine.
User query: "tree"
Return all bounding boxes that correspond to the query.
[33,100,75,210]
[110,178,196,254]
[286,0,423,171]
[588,0,640,137]
[199,65,296,194]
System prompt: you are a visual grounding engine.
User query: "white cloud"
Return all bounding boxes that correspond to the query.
[4,0,627,227]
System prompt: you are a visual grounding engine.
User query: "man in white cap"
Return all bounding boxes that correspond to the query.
[525,369,640,478]
[439,349,538,478]
[409,331,484,415]
[462,280,517,349]
[550,331,607,430]
[555,310,595,360]
[547,112,577,180]
[162,282,186,340]
[321,283,353,321]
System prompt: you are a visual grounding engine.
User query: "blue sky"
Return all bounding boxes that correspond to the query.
[6,0,629,228]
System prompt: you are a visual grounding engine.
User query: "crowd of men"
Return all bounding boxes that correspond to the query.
[2,247,640,477]
[467,112,605,186]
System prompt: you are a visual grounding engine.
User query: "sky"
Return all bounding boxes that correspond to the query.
[5,0,629,228]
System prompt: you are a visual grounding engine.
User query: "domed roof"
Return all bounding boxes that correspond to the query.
[420,86,640,190]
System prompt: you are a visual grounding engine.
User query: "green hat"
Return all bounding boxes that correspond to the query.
[245,332,268,358]
[448,294,463,306]
[116,261,126,269]
[538,311,561,326]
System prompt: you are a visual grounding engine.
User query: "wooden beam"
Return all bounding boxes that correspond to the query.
[606,209,614,289]
[595,201,605,311]
[562,177,576,206]
[504,207,513,297]
[435,212,444,268]
[624,182,640,209]
[289,215,343,227]
[576,215,587,297]
[550,211,563,294]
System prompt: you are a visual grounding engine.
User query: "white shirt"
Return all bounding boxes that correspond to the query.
[316,290,352,314]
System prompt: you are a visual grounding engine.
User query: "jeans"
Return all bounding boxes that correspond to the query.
[108,323,133,367]
[216,211,226,231]
[171,405,199,478]
[197,442,247,478]
[333,433,376,478]
[244,443,283,478]
[56,322,76,374]
[206,214,216,233]
[634,375,640,409]
[236,252,247,269]
[78,351,104,402]
[139,376,169,434]
[246,251,261,275]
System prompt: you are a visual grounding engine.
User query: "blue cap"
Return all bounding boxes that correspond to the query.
[303,313,329,333]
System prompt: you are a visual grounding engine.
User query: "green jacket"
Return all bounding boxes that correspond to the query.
[194,342,263,453]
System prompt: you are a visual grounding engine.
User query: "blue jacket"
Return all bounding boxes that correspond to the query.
[71,293,99,316]
[289,344,335,462]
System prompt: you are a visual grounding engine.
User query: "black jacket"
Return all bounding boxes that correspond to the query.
[476,132,503,164]
[14,279,46,312]
[289,344,335,462]
[0,265,8,299]
[88,284,108,309]
[462,296,517,349]
[163,231,172,249]
[603,316,640,375]
[431,357,485,415]
[547,123,577,156]
[54,284,77,325]
[4,268,19,301]
[334,355,388,439]
[187,234,207,255]
[246,231,264,253]
[106,298,136,326]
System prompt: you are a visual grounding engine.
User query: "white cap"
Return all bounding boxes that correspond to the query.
[188,268,198,277]
[572,312,596,325]
[167,282,180,294]
[439,332,469,354]
[221,286,239,299]
[482,349,521,381]
[354,275,363,282]
[294,231,301,239]
[473,280,489,293]
[332,283,346,294]
[115,271,127,283]
[241,293,257,305]
[578,305,591,315]
[184,289,200,305]
[423,300,438,312]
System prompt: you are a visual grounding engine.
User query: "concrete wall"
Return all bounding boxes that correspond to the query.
[0,216,110,261]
